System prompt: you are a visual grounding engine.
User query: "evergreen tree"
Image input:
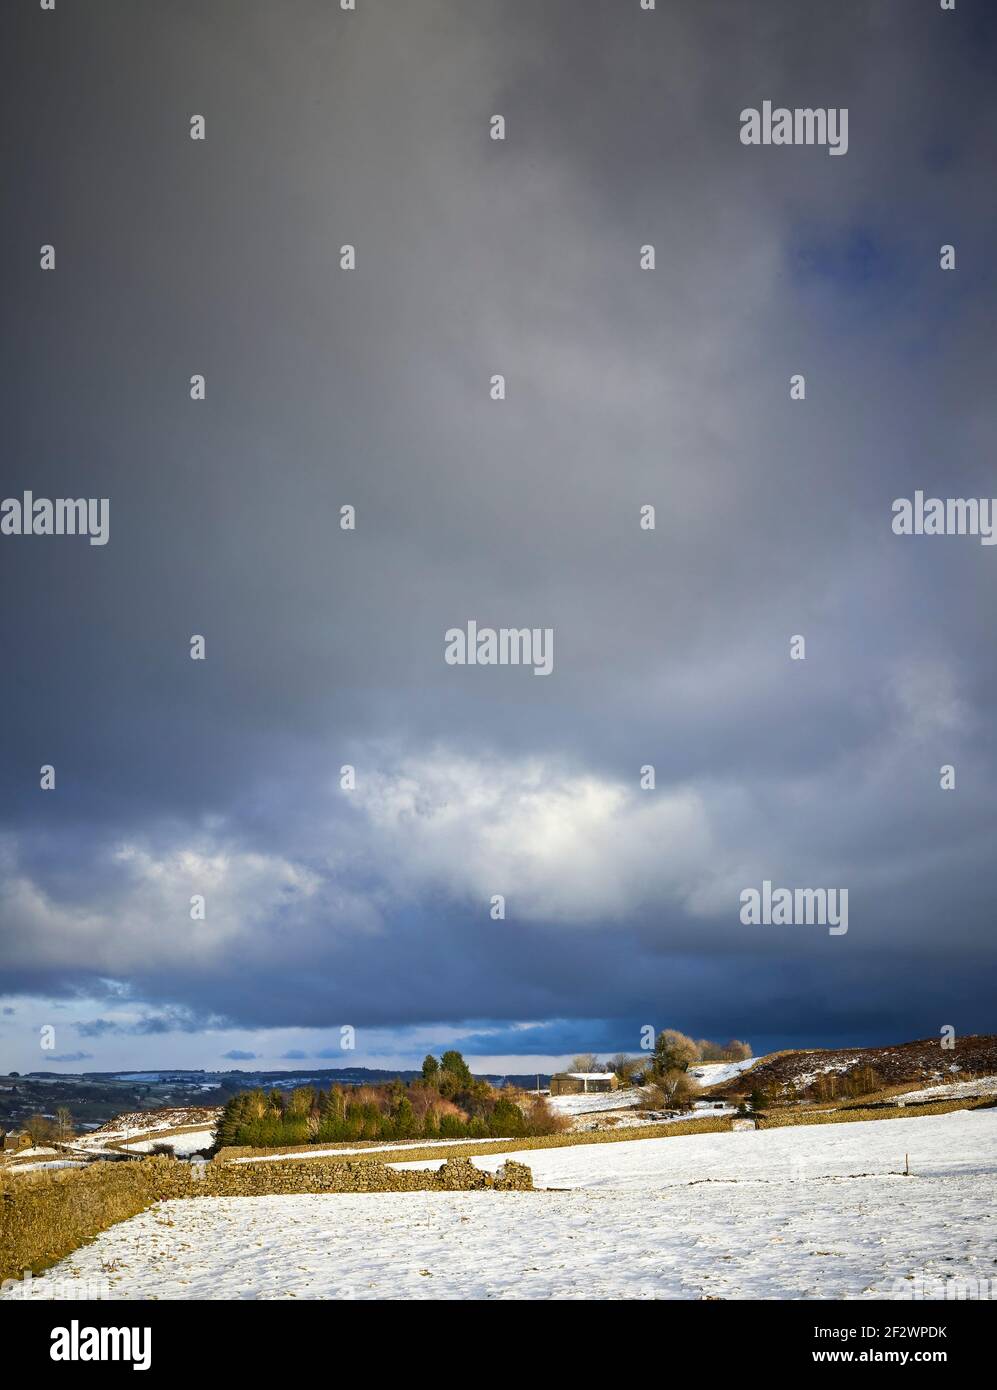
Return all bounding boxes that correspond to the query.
[440,1050,472,1086]
[394,1096,416,1138]
[489,1097,525,1137]
[214,1095,244,1150]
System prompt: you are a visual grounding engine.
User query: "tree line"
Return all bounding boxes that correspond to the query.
[214,1050,564,1150]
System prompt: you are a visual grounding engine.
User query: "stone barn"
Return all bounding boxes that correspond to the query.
[549,1071,619,1096]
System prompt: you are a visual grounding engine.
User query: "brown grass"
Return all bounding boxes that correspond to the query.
[759,1096,993,1127]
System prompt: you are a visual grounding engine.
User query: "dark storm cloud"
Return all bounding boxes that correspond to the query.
[1,0,996,1063]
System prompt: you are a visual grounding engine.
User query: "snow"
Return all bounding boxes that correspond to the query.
[792,1058,863,1090]
[544,1100,735,1132]
[568,1109,724,1132]
[16,1108,995,1301]
[231,1137,515,1164]
[889,1075,997,1104]
[121,1130,215,1156]
[4,1159,85,1173]
[71,1110,220,1154]
[687,1057,759,1086]
[390,1109,995,1188]
[547,1086,645,1116]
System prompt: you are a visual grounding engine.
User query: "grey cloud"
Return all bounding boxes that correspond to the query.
[0,1,994,1058]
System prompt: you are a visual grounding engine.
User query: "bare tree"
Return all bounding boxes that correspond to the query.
[607,1053,640,1085]
[652,1029,700,1075]
[23,1113,57,1147]
[658,1068,699,1110]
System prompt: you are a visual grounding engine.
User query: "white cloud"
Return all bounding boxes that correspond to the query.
[0,837,327,974]
[351,754,717,923]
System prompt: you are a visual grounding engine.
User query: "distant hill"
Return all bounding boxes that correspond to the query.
[19,1066,552,1091]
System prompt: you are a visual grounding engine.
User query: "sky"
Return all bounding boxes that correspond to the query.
[1,0,996,1076]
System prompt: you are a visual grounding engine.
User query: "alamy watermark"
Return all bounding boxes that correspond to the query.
[892,491,997,545]
[740,880,848,936]
[1,1270,110,1300]
[444,620,553,676]
[1,492,109,545]
[889,1272,995,1301]
[740,102,848,156]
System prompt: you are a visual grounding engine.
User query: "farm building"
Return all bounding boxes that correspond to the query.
[549,1072,618,1096]
[2,1130,32,1152]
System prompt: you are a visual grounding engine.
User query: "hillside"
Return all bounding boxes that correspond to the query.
[70,1107,221,1155]
[702,1034,997,1103]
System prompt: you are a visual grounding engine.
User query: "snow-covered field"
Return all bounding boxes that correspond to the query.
[687,1057,759,1086]
[890,1075,997,1104]
[2,1145,85,1175]
[70,1110,220,1154]
[546,1086,737,1131]
[4,1159,85,1174]
[570,1108,730,1132]
[389,1109,994,1188]
[121,1130,215,1156]
[546,1086,645,1116]
[12,1108,994,1301]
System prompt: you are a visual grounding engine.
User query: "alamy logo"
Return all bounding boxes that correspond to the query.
[890,1273,994,1301]
[50,1320,151,1370]
[1,1269,109,1300]
[444,620,553,676]
[1,492,109,545]
[892,491,997,545]
[740,880,848,936]
[740,102,848,156]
